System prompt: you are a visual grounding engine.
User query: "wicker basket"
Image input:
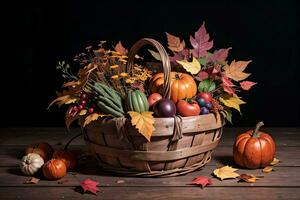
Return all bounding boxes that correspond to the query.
[83,38,224,177]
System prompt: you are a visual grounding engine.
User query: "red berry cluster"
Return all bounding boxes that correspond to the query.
[68,93,96,117]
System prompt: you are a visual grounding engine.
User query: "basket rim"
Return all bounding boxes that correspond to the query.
[85,112,224,137]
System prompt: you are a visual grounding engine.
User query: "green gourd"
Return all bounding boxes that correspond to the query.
[127,90,149,112]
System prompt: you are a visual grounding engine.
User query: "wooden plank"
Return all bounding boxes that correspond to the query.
[0,128,83,146]
[0,166,299,187]
[0,127,299,146]
[0,146,297,167]
[0,187,299,200]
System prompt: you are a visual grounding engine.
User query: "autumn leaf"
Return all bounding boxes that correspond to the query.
[79,109,87,116]
[223,60,252,81]
[191,176,212,188]
[24,177,40,184]
[270,158,280,166]
[262,166,274,173]
[166,32,185,52]
[176,57,201,75]
[209,48,232,62]
[213,165,240,180]
[190,22,213,58]
[197,71,209,81]
[198,78,216,92]
[169,49,190,62]
[114,41,128,55]
[48,95,79,109]
[128,111,155,142]
[219,94,246,113]
[65,106,81,130]
[222,76,235,95]
[220,109,233,124]
[83,113,110,127]
[148,49,161,61]
[240,81,257,90]
[238,174,262,183]
[62,81,80,88]
[80,178,100,195]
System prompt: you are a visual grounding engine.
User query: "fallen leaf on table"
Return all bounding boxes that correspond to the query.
[24,177,40,184]
[80,178,100,195]
[270,158,280,166]
[128,111,155,142]
[262,166,274,173]
[213,165,240,180]
[238,174,262,183]
[116,180,125,184]
[191,176,212,188]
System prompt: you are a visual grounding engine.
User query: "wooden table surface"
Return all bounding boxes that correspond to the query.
[0,127,299,199]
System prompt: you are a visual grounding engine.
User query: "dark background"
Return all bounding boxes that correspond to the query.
[4,0,299,127]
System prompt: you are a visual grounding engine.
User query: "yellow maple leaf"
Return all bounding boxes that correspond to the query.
[176,57,201,75]
[219,94,246,113]
[213,165,240,180]
[270,158,280,166]
[262,166,273,173]
[83,113,110,127]
[128,111,155,142]
[223,60,252,81]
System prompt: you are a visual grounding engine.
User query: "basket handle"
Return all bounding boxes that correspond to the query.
[126,38,171,99]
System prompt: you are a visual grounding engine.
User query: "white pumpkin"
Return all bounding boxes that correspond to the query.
[20,153,44,175]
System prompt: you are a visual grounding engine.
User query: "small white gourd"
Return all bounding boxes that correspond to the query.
[20,153,44,175]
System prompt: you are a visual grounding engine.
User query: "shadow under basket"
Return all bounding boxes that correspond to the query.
[83,113,224,177]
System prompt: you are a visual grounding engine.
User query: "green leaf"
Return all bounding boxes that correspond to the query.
[148,49,162,61]
[199,58,207,66]
[221,109,232,124]
[198,79,216,92]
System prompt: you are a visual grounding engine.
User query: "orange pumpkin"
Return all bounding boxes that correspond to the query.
[53,150,76,170]
[149,72,197,103]
[233,122,276,169]
[25,142,54,162]
[43,159,67,180]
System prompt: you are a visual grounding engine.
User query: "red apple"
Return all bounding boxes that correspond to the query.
[148,93,163,107]
[197,92,213,103]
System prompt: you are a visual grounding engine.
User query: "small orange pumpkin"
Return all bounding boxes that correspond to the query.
[53,150,76,170]
[233,122,276,169]
[25,142,54,162]
[43,159,67,180]
[149,72,197,103]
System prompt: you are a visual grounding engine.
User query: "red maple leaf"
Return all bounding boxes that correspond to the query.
[191,176,212,188]
[209,48,232,62]
[80,178,100,195]
[240,81,257,90]
[198,71,209,81]
[190,22,213,58]
[222,76,236,94]
[169,49,190,62]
